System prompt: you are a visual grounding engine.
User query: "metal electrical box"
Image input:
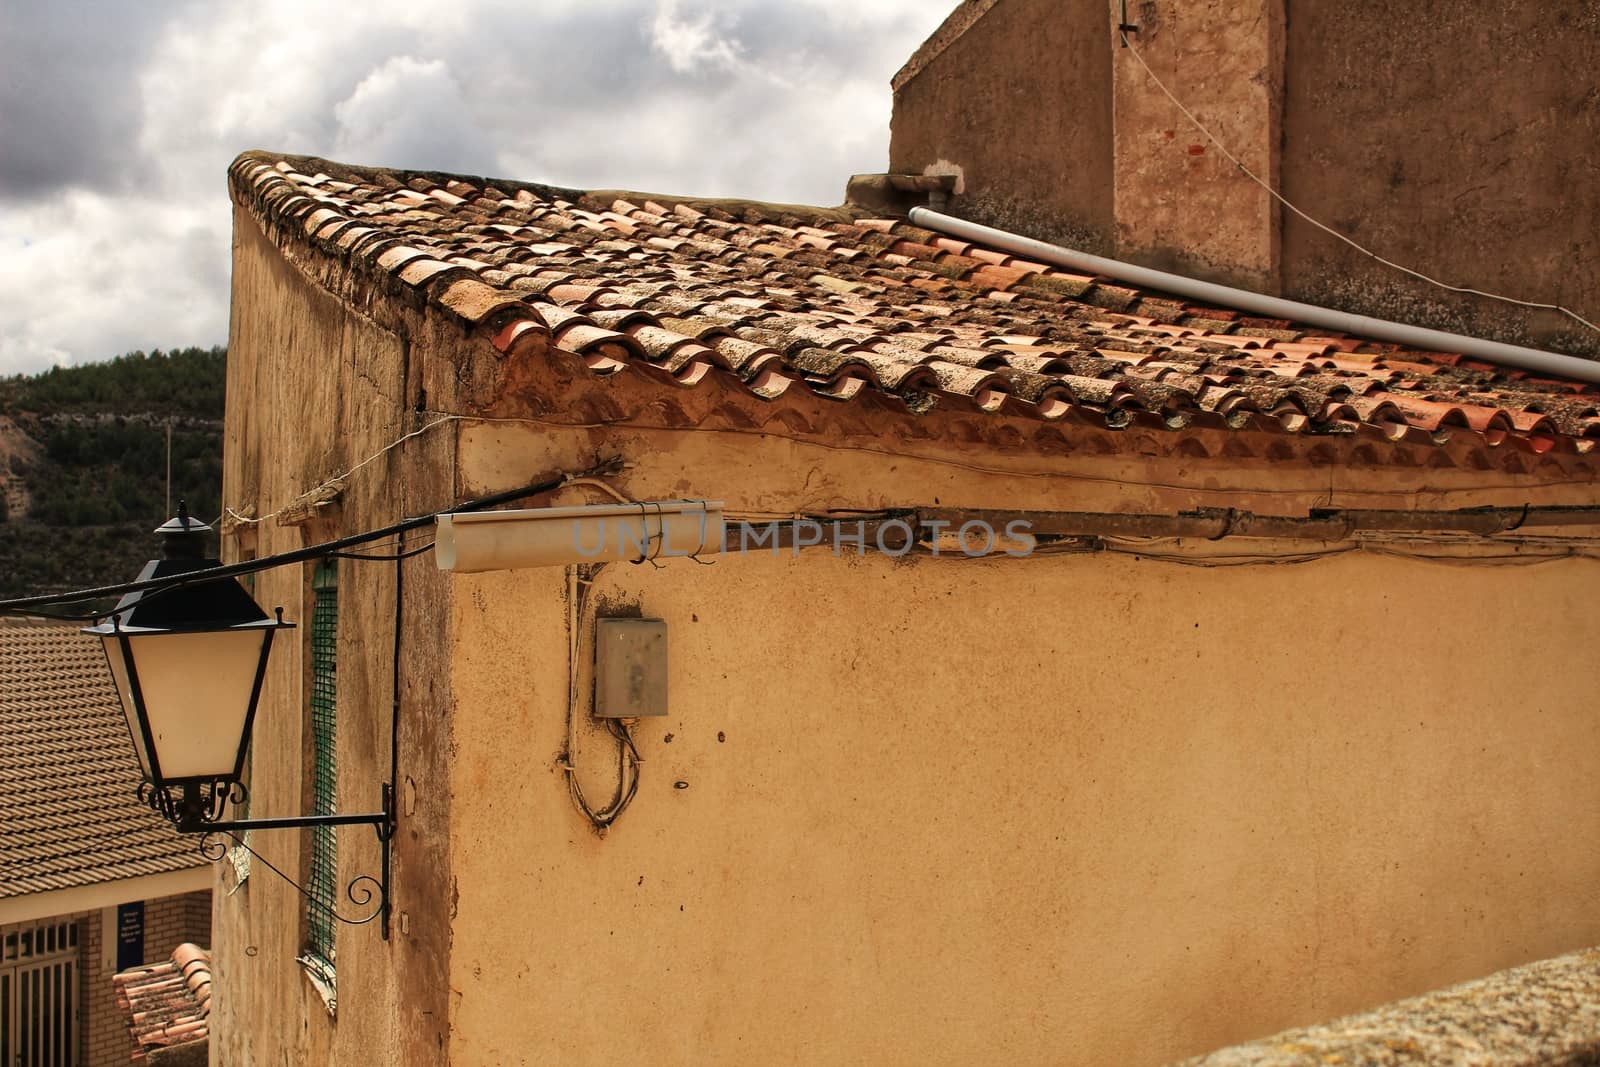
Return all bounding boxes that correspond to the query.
[594,618,668,717]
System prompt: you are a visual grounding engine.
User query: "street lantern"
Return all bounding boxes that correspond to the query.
[83,503,395,937]
[84,505,292,827]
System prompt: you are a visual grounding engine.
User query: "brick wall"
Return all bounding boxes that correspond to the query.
[140,891,212,967]
[66,889,213,1067]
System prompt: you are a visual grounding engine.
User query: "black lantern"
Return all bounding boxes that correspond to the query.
[84,504,293,828]
[85,503,394,937]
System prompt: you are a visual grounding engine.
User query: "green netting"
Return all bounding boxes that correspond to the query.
[307,561,338,965]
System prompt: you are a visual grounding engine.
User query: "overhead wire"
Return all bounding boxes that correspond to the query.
[0,458,623,618]
[327,541,436,562]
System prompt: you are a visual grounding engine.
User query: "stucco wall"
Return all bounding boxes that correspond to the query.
[218,209,455,1066]
[1279,4,1600,355]
[446,535,1600,1066]
[440,420,1600,1066]
[888,0,1114,252]
[220,148,1600,1064]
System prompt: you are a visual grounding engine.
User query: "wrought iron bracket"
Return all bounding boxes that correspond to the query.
[172,781,396,939]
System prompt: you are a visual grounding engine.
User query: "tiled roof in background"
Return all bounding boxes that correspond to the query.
[112,942,212,1063]
[0,619,204,899]
[230,153,1600,459]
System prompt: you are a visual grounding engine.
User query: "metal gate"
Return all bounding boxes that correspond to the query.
[0,921,78,1067]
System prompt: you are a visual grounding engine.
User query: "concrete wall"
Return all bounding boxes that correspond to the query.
[1110,0,1284,290]
[889,0,1114,252]
[439,419,1600,1066]
[889,0,1600,354]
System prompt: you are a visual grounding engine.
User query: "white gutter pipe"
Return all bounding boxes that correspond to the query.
[435,501,724,572]
[908,207,1600,386]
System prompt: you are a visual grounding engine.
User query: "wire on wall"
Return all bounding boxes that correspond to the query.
[559,563,642,834]
[1116,28,1600,336]
[225,415,461,529]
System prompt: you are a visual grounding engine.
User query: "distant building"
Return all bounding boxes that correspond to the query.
[890,0,1600,356]
[0,619,211,1066]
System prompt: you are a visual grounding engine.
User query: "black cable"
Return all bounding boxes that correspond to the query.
[0,458,620,617]
[329,541,435,562]
[3,605,119,622]
[390,532,404,824]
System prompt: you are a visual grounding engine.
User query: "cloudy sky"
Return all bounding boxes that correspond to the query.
[0,0,953,376]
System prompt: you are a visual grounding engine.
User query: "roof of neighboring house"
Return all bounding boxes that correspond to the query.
[0,618,204,898]
[112,943,212,1063]
[228,152,1600,464]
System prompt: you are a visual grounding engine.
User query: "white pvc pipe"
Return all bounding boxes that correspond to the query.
[436,501,724,572]
[908,207,1600,385]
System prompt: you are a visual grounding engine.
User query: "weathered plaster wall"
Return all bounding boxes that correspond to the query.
[442,420,1600,1066]
[1279,4,1600,356]
[218,209,457,1066]
[888,0,1114,252]
[1111,0,1284,290]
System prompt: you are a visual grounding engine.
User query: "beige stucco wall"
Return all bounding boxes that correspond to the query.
[222,164,1600,1065]
[443,420,1600,1066]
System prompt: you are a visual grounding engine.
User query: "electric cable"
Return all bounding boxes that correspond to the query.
[224,415,459,528]
[559,563,643,833]
[0,458,622,617]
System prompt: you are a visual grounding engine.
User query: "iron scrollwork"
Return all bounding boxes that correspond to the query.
[151,779,395,938]
[197,830,390,928]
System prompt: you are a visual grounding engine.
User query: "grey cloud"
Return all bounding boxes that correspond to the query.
[331,56,500,176]
[0,0,956,374]
[0,1,187,199]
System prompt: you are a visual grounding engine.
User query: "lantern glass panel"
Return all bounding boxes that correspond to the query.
[122,628,270,781]
[99,636,151,777]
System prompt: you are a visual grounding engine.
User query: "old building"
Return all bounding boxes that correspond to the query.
[0,619,212,1066]
[212,144,1600,1066]
[889,0,1600,358]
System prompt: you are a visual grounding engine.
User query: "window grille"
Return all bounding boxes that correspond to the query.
[1,921,78,1067]
[307,561,339,972]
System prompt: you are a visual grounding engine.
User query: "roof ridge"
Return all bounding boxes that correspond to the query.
[221,152,1600,473]
[891,0,1003,93]
[229,151,858,230]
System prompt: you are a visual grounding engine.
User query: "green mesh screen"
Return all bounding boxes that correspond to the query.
[307,561,339,966]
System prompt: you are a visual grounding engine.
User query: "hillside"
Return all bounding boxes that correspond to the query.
[0,348,226,603]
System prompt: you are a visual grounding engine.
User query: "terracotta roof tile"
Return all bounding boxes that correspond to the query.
[112,943,212,1062]
[0,619,205,899]
[227,152,1600,460]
